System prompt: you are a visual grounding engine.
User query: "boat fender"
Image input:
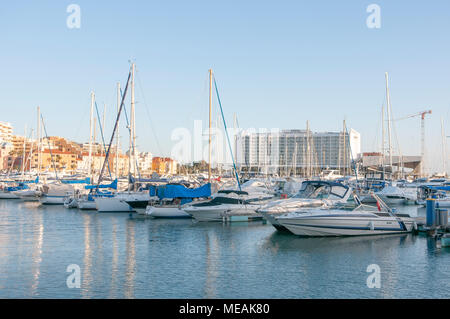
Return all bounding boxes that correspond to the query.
[369,221,375,231]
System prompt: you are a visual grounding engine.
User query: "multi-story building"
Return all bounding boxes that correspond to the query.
[77,152,130,177]
[137,152,153,173]
[236,129,361,175]
[0,122,13,144]
[152,157,178,175]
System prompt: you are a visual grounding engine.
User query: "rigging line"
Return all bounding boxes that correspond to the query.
[96,70,131,190]
[213,75,241,191]
[40,114,59,181]
[135,69,164,156]
[94,101,113,180]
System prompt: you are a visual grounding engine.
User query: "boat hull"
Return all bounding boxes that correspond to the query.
[95,197,134,213]
[146,206,191,218]
[185,205,261,222]
[39,195,66,205]
[278,216,414,237]
[124,200,149,215]
[0,192,19,199]
[77,199,97,210]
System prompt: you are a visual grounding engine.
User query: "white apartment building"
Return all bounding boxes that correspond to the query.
[0,121,13,143]
[236,129,361,175]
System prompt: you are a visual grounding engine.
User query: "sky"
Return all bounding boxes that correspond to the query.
[1,1,450,174]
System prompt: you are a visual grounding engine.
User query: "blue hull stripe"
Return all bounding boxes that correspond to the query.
[282,222,406,232]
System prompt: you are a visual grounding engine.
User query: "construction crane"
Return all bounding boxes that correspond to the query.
[395,110,432,177]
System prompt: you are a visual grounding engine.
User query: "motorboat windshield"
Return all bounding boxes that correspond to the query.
[293,182,348,200]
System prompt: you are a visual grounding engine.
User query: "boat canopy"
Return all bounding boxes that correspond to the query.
[62,177,91,184]
[85,179,117,190]
[295,181,349,199]
[7,183,29,192]
[155,183,211,199]
[418,185,450,191]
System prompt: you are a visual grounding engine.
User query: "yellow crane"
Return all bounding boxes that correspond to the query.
[395,110,432,176]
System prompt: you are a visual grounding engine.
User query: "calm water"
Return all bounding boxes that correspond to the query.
[0,200,448,299]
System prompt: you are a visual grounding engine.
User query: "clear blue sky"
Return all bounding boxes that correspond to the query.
[1,1,450,173]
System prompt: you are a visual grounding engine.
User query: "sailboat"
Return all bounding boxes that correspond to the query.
[91,63,152,213]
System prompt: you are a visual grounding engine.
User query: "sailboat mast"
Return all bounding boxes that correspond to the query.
[381,104,385,178]
[21,125,26,179]
[89,91,94,180]
[306,121,310,179]
[37,106,41,176]
[385,72,393,176]
[102,103,106,157]
[441,117,447,176]
[116,82,120,179]
[208,69,212,183]
[131,63,136,177]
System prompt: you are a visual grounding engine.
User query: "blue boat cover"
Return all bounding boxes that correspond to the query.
[156,183,211,199]
[62,177,91,184]
[421,185,450,191]
[129,175,169,184]
[85,179,117,190]
[7,183,29,191]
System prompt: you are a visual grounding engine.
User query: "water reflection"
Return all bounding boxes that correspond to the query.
[0,200,449,299]
[30,211,43,296]
[124,218,136,299]
[109,217,119,298]
[204,231,219,298]
[81,213,93,298]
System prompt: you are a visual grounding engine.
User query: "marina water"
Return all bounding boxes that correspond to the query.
[0,200,449,298]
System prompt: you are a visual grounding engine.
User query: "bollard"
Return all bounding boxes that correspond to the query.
[426,198,436,227]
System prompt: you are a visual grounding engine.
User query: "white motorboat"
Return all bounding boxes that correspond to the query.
[258,181,353,231]
[184,190,274,222]
[0,190,20,199]
[275,196,415,237]
[361,184,417,205]
[125,183,212,218]
[145,205,191,218]
[39,183,75,205]
[63,195,79,208]
[13,188,42,202]
[415,185,450,207]
[94,191,150,213]
[77,197,97,210]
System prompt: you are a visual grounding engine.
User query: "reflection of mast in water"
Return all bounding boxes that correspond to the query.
[81,213,93,298]
[204,232,219,298]
[109,218,119,298]
[124,219,136,299]
[30,213,44,296]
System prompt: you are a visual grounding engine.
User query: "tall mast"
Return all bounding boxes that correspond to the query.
[208,69,212,183]
[89,91,94,180]
[385,72,393,177]
[343,119,347,176]
[116,82,120,179]
[21,125,27,179]
[306,121,310,179]
[381,104,385,178]
[37,106,41,176]
[102,103,106,157]
[131,63,136,178]
[441,117,447,176]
